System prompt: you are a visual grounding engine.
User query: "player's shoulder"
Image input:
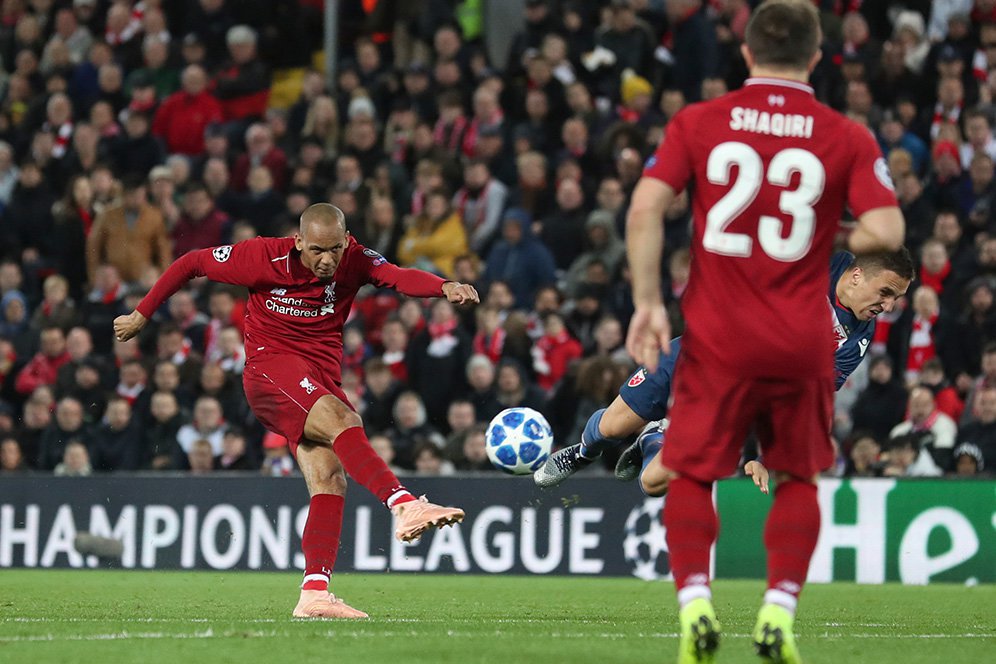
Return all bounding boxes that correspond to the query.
[241,236,296,256]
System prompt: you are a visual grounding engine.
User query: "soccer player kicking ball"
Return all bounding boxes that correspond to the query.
[625,1,906,662]
[114,204,478,619]
[533,250,912,490]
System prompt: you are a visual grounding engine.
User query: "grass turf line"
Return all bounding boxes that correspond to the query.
[0,571,993,664]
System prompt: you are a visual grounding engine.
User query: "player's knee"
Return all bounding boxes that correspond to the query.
[307,397,363,442]
[639,472,669,497]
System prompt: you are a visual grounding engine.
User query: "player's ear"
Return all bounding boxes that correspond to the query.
[293,233,303,251]
[740,43,754,70]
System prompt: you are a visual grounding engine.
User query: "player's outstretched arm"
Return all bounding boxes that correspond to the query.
[744,460,769,495]
[369,259,480,305]
[625,177,675,372]
[849,206,905,255]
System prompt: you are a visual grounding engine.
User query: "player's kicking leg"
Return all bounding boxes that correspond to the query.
[291,395,463,618]
[533,396,647,488]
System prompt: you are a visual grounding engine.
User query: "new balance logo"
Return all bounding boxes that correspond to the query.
[299,377,317,394]
[320,304,335,315]
[270,288,287,296]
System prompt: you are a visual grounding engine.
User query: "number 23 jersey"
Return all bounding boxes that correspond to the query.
[643,77,898,380]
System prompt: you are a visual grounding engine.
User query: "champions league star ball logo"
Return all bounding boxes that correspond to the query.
[212,245,233,262]
[622,497,671,581]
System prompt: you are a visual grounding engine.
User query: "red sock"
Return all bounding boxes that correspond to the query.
[663,477,717,603]
[301,493,344,591]
[332,426,415,507]
[764,480,820,611]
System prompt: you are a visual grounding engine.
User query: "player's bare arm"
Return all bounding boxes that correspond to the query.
[442,281,480,305]
[625,177,675,372]
[113,310,148,342]
[849,206,906,255]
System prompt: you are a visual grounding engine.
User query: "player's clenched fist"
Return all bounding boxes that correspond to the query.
[442,282,480,305]
[113,310,148,342]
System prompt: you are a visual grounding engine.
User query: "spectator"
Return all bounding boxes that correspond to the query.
[496,359,546,413]
[443,398,478,453]
[14,326,71,397]
[68,358,107,423]
[845,434,883,477]
[888,386,959,471]
[86,174,171,283]
[213,25,270,124]
[850,355,910,441]
[30,275,78,332]
[142,390,184,470]
[231,123,287,193]
[881,433,943,477]
[260,431,295,476]
[54,439,92,476]
[115,358,147,406]
[899,285,942,385]
[961,341,996,426]
[171,181,231,257]
[1,435,27,473]
[4,161,56,260]
[396,188,469,278]
[532,311,583,393]
[453,159,508,256]
[152,64,223,156]
[218,427,253,471]
[484,208,556,309]
[187,438,216,474]
[452,425,494,472]
[176,395,226,462]
[538,178,587,271]
[37,396,89,471]
[385,391,446,469]
[82,265,129,356]
[368,433,402,475]
[413,441,455,476]
[110,111,164,179]
[407,299,472,426]
[951,442,985,477]
[919,358,965,422]
[89,397,138,471]
[564,211,626,299]
[957,386,996,471]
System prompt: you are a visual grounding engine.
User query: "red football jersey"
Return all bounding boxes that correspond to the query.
[643,77,898,378]
[137,236,446,384]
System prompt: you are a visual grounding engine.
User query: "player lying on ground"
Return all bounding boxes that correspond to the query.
[114,203,479,619]
[533,250,913,491]
[624,1,908,661]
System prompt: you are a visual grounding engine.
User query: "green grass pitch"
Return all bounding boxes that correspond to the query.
[0,571,993,663]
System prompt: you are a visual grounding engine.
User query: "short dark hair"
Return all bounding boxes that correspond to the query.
[744,0,821,69]
[850,247,915,282]
[983,341,996,356]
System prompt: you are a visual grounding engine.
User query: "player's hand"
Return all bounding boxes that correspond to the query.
[113,310,148,342]
[744,460,769,495]
[442,282,480,306]
[625,304,671,372]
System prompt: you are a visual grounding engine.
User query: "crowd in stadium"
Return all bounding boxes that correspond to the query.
[0,0,994,479]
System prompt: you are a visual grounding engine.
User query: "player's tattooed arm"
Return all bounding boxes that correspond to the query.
[744,460,769,495]
[442,281,480,305]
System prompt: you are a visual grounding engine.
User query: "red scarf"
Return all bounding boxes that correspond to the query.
[455,181,491,233]
[473,328,506,364]
[906,313,938,374]
[428,318,458,340]
[433,115,468,153]
[616,105,640,124]
[931,102,962,139]
[78,206,94,236]
[462,111,504,158]
[920,260,951,294]
[974,49,989,82]
[912,409,940,433]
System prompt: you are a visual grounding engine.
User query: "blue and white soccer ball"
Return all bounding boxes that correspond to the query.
[485,407,553,475]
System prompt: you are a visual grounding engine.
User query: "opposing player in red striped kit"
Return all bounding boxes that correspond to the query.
[114,203,478,618]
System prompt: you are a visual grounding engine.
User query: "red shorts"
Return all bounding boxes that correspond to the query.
[661,354,834,482]
[243,353,354,456]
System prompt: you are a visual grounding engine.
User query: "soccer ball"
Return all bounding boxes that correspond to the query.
[485,407,553,475]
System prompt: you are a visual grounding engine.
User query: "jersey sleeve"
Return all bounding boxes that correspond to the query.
[357,245,446,297]
[135,241,265,318]
[846,123,899,217]
[642,109,694,193]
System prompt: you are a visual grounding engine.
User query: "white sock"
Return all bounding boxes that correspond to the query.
[763,589,798,617]
[386,489,414,509]
[677,584,712,609]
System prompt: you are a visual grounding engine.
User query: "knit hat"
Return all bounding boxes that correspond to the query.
[953,442,984,471]
[621,69,652,106]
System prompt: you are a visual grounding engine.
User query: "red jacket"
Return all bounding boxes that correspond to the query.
[152,90,224,155]
[533,330,582,392]
[15,351,71,395]
[172,208,231,258]
[231,148,288,193]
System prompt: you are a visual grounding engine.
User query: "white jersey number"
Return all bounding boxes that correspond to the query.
[704,142,825,262]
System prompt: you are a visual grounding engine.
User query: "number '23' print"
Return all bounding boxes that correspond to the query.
[703,141,825,262]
